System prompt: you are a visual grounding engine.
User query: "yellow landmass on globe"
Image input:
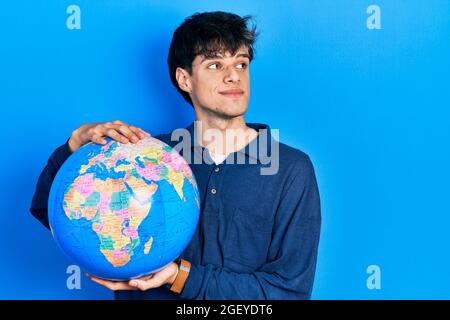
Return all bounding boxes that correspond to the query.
[101,249,131,268]
[167,169,185,200]
[144,237,153,254]
[139,146,162,161]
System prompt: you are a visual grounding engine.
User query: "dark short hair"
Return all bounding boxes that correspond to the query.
[167,11,257,106]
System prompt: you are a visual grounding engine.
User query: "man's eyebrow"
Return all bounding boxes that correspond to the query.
[200,53,250,64]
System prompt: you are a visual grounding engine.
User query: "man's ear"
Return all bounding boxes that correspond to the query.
[175,67,192,94]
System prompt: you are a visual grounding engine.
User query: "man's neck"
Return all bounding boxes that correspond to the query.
[193,114,258,156]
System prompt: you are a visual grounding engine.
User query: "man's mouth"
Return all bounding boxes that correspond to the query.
[219,89,244,98]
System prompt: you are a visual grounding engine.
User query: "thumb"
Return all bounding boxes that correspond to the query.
[129,279,149,291]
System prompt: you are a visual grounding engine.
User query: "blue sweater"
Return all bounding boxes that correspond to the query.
[30,122,321,300]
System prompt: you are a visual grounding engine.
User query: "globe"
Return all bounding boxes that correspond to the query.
[48,136,200,280]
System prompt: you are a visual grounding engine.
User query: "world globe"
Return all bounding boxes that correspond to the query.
[48,136,200,280]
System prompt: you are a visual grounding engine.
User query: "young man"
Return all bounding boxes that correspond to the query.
[30,11,321,300]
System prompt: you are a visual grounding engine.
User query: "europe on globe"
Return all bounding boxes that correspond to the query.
[48,136,200,280]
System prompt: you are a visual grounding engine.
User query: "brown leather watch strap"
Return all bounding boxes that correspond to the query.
[170,259,191,294]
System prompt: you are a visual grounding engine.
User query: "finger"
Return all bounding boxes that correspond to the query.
[115,125,140,143]
[129,278,158,291]
[89,276,135,291]
[91,134,107,145]
[129,126,149,140]
[141,274,154,281]
[104,128,130,144]
[89,276,118,290]
[137,127,151,137]
[129,126,145,139]
[107,121,150,139]
[129,274,154,281]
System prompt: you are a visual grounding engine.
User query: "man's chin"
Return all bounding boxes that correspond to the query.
[201,104,248,119]
[215,108,247,119]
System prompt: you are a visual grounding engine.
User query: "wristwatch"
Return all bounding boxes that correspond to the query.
[169,258,191,294]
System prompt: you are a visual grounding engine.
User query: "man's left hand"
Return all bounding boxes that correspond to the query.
[86,262,179,291]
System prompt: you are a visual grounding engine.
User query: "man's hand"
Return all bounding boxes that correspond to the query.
[86,262,179,291]
[68,120,150,153]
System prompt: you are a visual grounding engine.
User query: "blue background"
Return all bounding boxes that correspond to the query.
[1,0,449,299]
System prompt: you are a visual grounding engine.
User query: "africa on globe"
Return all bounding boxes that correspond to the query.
[48,136,200,280]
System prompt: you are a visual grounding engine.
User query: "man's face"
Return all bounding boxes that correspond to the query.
[185,46,251,118]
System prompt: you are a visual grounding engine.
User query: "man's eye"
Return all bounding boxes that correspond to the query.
[237,63,248,69]
[208,63,220,70]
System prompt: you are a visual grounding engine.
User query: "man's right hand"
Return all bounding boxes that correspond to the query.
[68,120,150,153]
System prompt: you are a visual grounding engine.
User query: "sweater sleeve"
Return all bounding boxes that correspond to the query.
[180,157,322,300]
[30,139,72,229]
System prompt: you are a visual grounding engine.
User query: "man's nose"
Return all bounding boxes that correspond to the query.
[223,67,240,83]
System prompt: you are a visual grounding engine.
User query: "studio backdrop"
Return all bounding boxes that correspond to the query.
[1,0,449,299]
